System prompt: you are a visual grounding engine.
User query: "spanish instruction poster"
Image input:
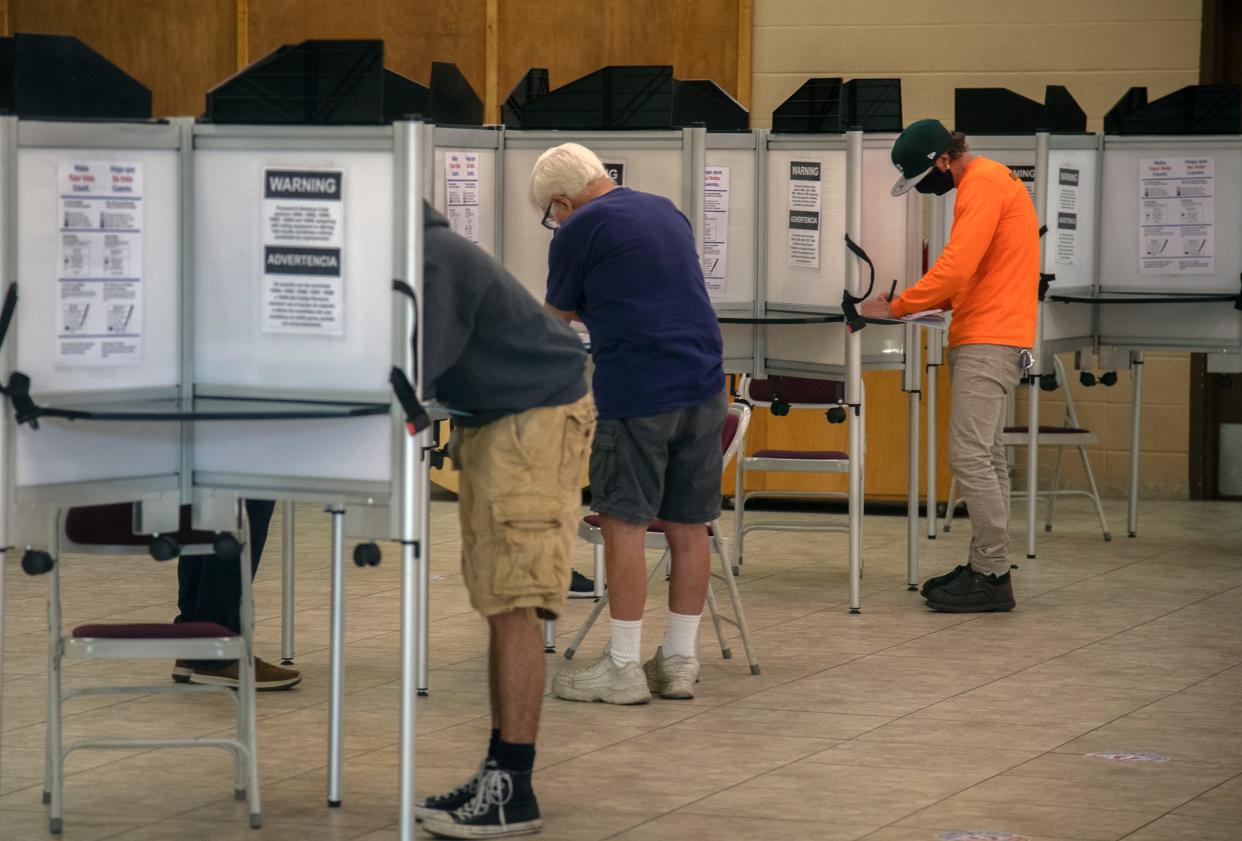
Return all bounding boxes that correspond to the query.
[1055,167,1079,266]
[56,160,144,366]
[787,160,822,269]
[703,165,730,299]
[445,151,481,244]
[1139,157,1214,275]
[262,168,345,335]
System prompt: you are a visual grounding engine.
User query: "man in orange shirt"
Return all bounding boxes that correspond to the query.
[860,119,1040,612]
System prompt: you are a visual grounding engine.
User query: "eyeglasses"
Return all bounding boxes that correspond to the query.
[540,204,558,231]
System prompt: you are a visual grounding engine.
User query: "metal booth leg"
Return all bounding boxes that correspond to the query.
[1127,352,1143,538]
[1026,374,1039,560]
[326,507,346,808]
[417,449,431,696]
[907,388,920,591]
[280,500,295,665]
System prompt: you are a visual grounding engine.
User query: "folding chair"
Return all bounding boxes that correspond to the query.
[34,502,262,834]
[563,402,759,674]
[945,355,1110,541]
[733,374,851,573]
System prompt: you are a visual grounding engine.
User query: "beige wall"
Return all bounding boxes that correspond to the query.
[752,0,1202,498]
[1014,354,1190,500]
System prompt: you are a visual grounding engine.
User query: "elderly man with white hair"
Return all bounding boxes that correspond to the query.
[530,142,726,705]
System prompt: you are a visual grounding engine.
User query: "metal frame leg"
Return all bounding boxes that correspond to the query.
[238,508,262,828]
[944,475,959,532]
[417,454,431,696]
[704,584,730,660]
[907,389,919,590]
[1078,443,1112,541]
[710,527,759,674]
[543,620,556,654]
[1045,446,1064,532]
[926,364,938,540]
[326,507,346,808]
[47,555,64,834]
[592,543,605,598]
[1127,353,1143,538]
[280,500,295,665]
[733,447,746,574]
[1026,377,1039,559]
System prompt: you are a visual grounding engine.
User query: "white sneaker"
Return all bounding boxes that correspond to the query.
[552,645,651,705]
[642,646,700,700]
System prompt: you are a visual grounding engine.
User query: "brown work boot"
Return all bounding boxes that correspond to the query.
[172,658,302,691]
[925,565,1015,613]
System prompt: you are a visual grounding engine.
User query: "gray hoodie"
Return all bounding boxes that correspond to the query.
[422,203,587,426]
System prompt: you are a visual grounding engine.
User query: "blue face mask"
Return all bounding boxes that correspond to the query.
[915,167,955,195]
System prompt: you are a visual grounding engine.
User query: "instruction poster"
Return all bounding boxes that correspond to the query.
[445,151,481,244]
[1009,164,1036,205]
[1139,157,1213,275]
[703,165,730,299]
[1055,167,1079,265]
[262,168,345,335]
[787,160,822,269]
[56,160,144,366]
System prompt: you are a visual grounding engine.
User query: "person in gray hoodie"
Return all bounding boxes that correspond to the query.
[416,203,593,839]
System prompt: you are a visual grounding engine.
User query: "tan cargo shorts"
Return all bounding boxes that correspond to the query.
[454,394,595,619]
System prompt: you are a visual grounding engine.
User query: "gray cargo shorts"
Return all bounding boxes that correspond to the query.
[589,392,726,525]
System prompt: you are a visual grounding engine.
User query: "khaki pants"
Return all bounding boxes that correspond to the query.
[948,344,1024,577]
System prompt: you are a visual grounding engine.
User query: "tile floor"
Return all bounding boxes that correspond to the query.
[1,494,1240,841]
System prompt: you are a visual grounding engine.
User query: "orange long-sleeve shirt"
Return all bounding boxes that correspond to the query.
[890,157,1040,348]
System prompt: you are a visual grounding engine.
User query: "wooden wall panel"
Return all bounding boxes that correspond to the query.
[496,0,740,117]
[10,0,236,117]
[246,0,487,98]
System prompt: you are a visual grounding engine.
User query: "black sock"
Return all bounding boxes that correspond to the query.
[488,729,501,761]
[493,739,535,774]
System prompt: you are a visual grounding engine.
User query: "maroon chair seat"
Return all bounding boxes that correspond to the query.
[581,514,714,536]
[744,376,845,404]
[1003,426,1090,435]
[72,621,234,639]
[64,503,219,547]
[751,449,848,460]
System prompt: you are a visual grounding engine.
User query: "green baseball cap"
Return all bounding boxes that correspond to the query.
[890,119,953,196]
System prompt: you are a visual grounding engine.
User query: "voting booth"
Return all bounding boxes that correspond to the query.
[0,40,431,838]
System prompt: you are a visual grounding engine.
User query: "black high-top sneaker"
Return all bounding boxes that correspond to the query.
[422,766,541,839]
[925,565,1016,613]
[415,759,495,822]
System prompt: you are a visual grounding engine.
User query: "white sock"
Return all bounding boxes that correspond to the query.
[609,619,643,666]
[663,611,701,659]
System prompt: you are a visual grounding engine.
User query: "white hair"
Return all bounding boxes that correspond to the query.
[529,143,608,210]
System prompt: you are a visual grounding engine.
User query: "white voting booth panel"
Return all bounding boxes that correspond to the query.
[501,131,689,302]
[433,128,501,258]
[763,140,847,371]
[1041,138,1099,353]
[17,143,181,395]
[707,134,759,372]
[10,121,184,496]
[16,416,180,489]
[1098,135,1242,351]
[764,136,916,372]
[192,140,398,489]
[193,148,394,396]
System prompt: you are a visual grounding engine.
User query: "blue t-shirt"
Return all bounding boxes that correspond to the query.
[546,188,724,420]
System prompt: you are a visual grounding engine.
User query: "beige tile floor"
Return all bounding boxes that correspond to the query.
[1,494,1240,841]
